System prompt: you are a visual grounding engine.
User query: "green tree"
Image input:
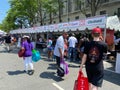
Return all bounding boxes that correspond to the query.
[75,0,101,17]
[43,0,58,24]
[9,0,38,27]
[35,0,44,26]
[87,0,101,16]
[57,0,64,22]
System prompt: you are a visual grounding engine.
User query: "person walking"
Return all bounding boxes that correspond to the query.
[64,38,68,60]
[4,34,12,52]
[79,27,107,90]
[77,34,89,60]
[21,35,34,75]
[68,33,78,62]
[47,37,53,60]
[54,32,68,75]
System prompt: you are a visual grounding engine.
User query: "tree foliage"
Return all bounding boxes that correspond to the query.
[0,0,60,32]
[43,0,58,24]
[0,0,102,32]
[75,0,101,17]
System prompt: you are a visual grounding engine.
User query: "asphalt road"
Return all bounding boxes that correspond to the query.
[0,44,120,90]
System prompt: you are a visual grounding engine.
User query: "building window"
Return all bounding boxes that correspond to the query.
[100,10,106,15]
[118,8,120,17]
[53,21,56,23]
[53,12,57,16]
[60,7,64,15]
[74,0,81,11]
[68,0,72,13]
[68,18,70,21]
[75,16,79,20]
[100,0,109,3]
[86,14,91,17]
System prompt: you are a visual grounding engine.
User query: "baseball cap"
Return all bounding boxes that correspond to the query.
[92,27,102,34]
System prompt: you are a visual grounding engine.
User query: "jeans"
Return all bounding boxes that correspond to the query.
[68,47,77,61]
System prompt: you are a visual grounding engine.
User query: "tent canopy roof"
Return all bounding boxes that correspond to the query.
[9,15,120,34]
[106,15,120,31]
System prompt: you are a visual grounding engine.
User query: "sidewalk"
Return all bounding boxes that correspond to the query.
[0,45,120,90]
[39,48,120,90]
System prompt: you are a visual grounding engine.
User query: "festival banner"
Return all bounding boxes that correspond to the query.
[86,15,107,29]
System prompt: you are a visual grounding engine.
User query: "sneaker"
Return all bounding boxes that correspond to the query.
[28,70,34,75]
[24,70,29,74]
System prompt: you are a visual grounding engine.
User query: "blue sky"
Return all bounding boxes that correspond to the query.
[0,0,10,23]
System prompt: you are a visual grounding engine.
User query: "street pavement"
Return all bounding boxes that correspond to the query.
[0,44,120,90]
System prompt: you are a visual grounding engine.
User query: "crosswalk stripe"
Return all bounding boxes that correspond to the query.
[52,83,64,90]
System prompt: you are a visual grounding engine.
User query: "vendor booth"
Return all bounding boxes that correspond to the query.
[9,15,120,73]
[0,30,6,35]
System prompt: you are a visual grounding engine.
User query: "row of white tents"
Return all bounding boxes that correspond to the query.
[8,15,120,74]
[9,15,120,34]
[0,30,6,35]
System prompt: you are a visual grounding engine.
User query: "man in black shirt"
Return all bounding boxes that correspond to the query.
[4,34,11,52]
[79,27,107,90]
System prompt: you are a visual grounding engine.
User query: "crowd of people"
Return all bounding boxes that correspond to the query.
[43,32,90,64]
[0,34,17,52]
[44,27,108,90]
[0,27,110,90]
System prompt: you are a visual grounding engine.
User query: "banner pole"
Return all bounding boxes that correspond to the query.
[103,15,107,42]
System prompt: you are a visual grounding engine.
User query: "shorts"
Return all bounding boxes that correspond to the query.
[48,47,53,51]
[86,67,104,87]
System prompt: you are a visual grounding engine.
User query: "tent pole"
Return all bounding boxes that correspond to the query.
[35,33,37,49]
[103,25,107,42]
[103,15,107,42]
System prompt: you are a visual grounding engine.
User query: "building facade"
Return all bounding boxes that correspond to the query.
[35,0,120,26]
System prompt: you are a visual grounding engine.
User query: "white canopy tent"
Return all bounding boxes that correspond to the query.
[9,15,120,34]
[0,30,6,35]
[106,15,120,31]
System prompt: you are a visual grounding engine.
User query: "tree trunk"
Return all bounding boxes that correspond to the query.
[58,0,62,22]
[91,0,96,16]
[36,0,43,26]
[49,12,52,24]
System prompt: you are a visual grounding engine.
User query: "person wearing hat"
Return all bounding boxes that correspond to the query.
[79,27,107,90]
[21,35,34,75]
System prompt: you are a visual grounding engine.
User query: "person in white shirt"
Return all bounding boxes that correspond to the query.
[68,33,78,61]
[47,37,53,60]
[54,32,68,67]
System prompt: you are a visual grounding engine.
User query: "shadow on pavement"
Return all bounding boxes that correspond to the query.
[105,60,116,71]
[68,63,80,68]
[0,46,18,54]
[7,70,25,75]
[47,63,57,70]
[43,59,55,62]
[40,71,64,82]
[104,69,120,85]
